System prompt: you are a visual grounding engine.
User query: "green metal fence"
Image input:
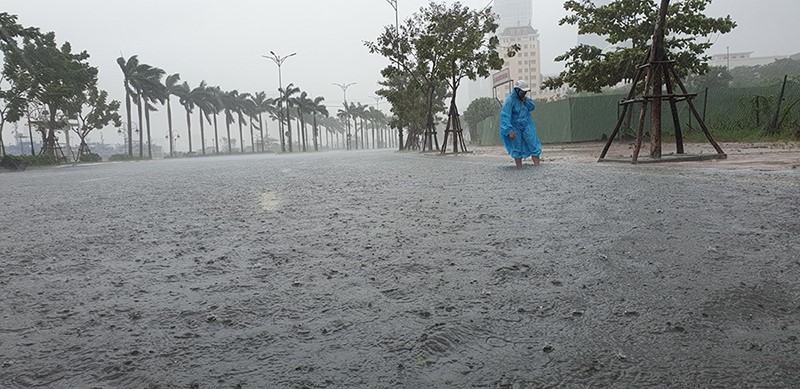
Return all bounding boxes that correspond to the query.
[476,81,800,145]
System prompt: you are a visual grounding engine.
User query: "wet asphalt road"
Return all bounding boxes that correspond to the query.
[1,150,799,388]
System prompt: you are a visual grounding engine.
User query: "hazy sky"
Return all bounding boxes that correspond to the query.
[3,0,799,148]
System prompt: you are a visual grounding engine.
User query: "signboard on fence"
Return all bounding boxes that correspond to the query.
[492,68,513,103]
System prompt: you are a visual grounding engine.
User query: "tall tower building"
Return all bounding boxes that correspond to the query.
[493,0,533,32]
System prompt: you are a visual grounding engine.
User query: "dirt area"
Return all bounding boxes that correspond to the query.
[473,141,800,170]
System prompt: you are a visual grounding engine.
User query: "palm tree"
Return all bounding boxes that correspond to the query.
[250,92,271,152]
[279,84,300,152]
[206,86,224,154]
[140,77,166,159]
[218,90,241,154]
[310,96,328,152]
[292,91,313,152]
[368,106,383,149]
[337,107,353,150]
[233,92,249,153]
[172,82,194,153]
[192,82,213,155]
[131,63,165,158]
[163,73,181,157]
[116,55,139,157]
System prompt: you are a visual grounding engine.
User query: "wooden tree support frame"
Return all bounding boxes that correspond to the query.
[440,100,471,154]
[421,112,440,153]
[598,0,726,164]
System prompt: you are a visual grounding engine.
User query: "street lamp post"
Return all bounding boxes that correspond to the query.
[333,82,356,150]
[263,51,296,153]
[386,0,403,150]
[386,0,399,37]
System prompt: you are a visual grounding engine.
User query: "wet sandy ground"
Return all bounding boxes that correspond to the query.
[1,148,799,388]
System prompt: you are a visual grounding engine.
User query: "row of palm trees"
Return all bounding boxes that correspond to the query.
[116,55,395,158]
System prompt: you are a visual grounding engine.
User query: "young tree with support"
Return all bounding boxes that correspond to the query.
[69,86,121,161]
[598,0,728,163]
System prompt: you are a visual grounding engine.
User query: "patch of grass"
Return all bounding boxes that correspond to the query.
[674,127,797,143]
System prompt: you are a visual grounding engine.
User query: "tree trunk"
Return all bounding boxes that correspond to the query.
[238,115,245,153]
[286,113,293,152]
[185,107,193,153]
[167,98,174,157]
[213,113,220,154]
[199,109,206,155]
[226,110,232,154]
[125,84,133,157]
[313,115,319,152]
[259,113,265,152]
[249,115,255,153]
[145,107,152,159]
[137,94,144,158]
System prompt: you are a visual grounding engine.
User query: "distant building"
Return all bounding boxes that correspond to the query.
[493,0,533,32]
[708,51,795,69]
[499,26,543,95]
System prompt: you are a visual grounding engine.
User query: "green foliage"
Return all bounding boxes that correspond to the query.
[109,153,133,161]
[8,153,59,166]
[684,65,732,91]
[367,1,505,130]
[79,152,102,163]
[463,97,501,140]
[545,0,736,93]
[730,59,800,88]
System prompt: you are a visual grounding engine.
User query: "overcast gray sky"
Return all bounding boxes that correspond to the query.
[3,0,799,148]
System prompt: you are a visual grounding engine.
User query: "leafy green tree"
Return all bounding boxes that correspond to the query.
[0,13,40,157]
[684,65,732,91]
[730,58,800,88]
[376,71,446,149]
[7,31,98,157]
[368,2,504,152]
[68,86,121,160]
[463,97,501,143]
[544,0,736,93]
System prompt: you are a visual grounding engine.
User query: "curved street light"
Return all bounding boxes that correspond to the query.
[263,51,297,152]
[333,82,357,150]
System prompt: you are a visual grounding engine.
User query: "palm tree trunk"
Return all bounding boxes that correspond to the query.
[199,109,206,155]
[372,121,376,149]
[136,94,144,158]
[286,114,293,152]
[185,108,193,153]
[167,98,174,157]
[225,110,232,154]
[313,115,319,152]
[238,115,245,153]
[249,116,255,153]
[125,85,133,157]
[145,107,152,159]
[259,114,265,152]
[213,113,220,154]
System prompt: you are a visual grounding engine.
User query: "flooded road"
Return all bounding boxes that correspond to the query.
[1,150,799,388]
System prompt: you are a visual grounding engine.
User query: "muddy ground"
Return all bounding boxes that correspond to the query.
[1,145,799,388]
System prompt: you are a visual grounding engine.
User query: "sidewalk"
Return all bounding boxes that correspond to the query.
[470,141,800,170]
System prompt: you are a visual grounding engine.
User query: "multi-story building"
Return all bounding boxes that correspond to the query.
[493,0,533,32]
[498,25,543,97]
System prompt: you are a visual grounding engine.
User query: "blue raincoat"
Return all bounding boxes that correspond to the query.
[500,88,541,159]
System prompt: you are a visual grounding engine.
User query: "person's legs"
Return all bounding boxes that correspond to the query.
[514,158,522,167]
[531,155,540,165]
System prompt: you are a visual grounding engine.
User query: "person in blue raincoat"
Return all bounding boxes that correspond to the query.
[500,80,541,167]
